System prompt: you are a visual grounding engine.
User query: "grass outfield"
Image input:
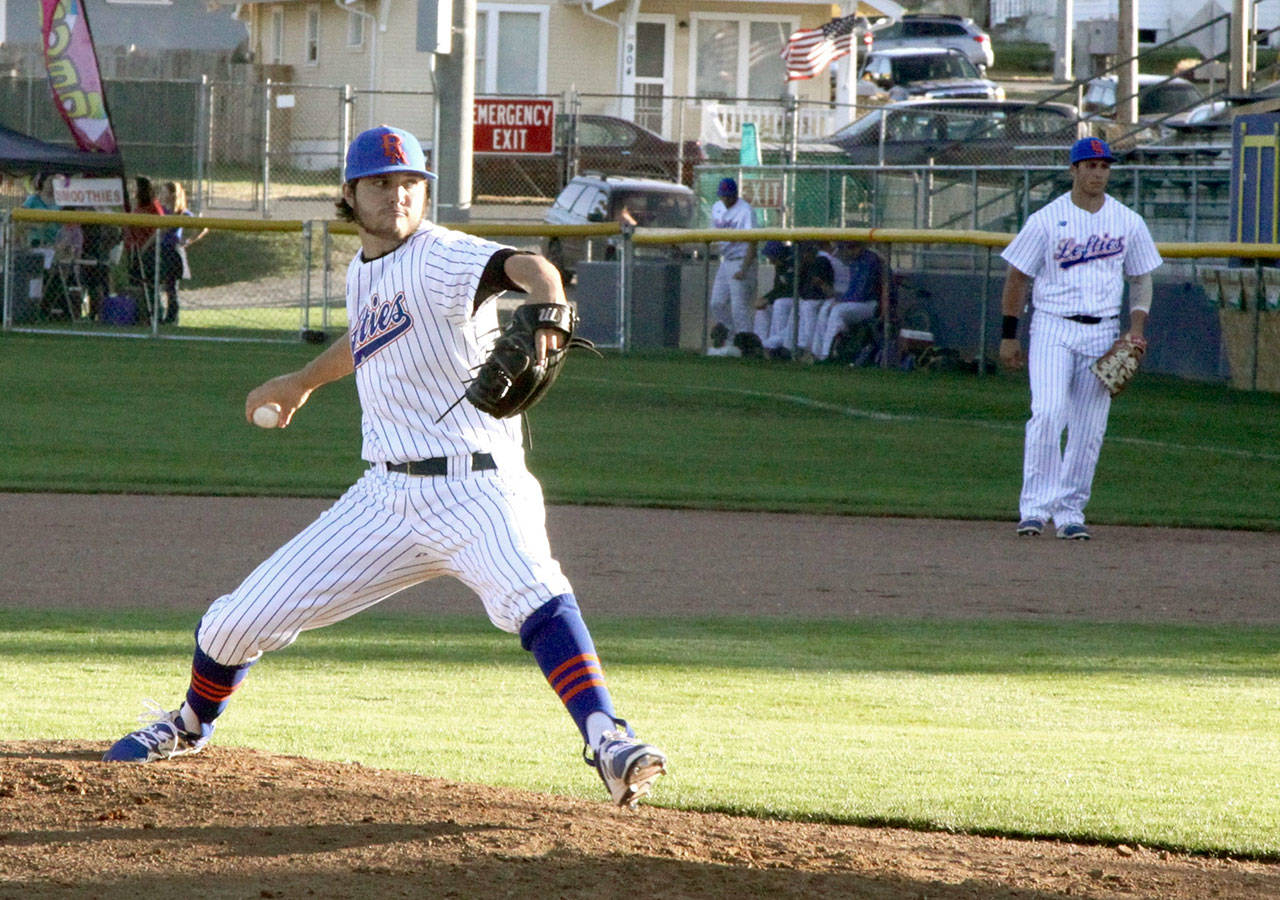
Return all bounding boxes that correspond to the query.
[2,331,1279,858]
[3,332,1280,528]
[1,608,1276,857]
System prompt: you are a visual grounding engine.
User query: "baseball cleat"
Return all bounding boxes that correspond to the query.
[1016,517,1045,536]
[1056,522,1092,540]
[587,723,667,809]
[102,702,214,763]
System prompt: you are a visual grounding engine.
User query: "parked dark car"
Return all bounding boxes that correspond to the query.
[866,13,994,71]
[816,99,1082,166]
[859,47,1005,102]
[474,114,706,199]
[541,174,701,282]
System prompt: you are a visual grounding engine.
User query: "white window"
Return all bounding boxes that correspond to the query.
[691,14,795,100]
[347,8,365,48]
[475,4,548,94]
[305,7,320,65]
[269,7,284,64]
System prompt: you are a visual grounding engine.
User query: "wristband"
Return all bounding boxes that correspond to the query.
[1001,315,1019,340]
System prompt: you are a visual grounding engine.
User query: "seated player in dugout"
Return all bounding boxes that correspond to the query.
[102,124,668,809]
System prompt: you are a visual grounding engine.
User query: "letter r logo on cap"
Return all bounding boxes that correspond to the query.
[382,133,407,165]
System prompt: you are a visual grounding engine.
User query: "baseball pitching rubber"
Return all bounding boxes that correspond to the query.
[252,403,281,429]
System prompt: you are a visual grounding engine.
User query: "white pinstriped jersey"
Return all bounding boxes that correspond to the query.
[711,198,754,260]
[1001,193,1162,318]
[345,222,522,463]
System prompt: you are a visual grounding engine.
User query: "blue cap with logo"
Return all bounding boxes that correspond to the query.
[1070,137,1115,165]
[717,177,738,197]
[344,125,436,182]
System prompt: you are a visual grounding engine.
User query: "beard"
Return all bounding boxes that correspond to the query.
[351,204,424,242]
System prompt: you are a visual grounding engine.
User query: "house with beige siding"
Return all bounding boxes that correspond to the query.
[227,0,901,165]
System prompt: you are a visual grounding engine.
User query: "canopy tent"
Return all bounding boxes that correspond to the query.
[0,125,124,178]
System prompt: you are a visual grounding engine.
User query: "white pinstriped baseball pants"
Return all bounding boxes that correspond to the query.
[1020,312,1118,526]
[196,459,573,666]
[709,258,757,336]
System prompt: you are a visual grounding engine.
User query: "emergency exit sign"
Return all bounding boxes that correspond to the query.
[474,98,555,154]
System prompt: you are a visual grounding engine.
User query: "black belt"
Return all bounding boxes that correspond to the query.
[1063,314,1119,324]
[387,452,495,476]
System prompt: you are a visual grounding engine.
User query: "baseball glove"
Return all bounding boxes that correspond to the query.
[464,302,594,419]
[1090,334,1147,396]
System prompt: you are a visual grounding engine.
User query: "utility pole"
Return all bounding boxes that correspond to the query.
[1054,0,1074,82]
[1231,0,1252,95]
[1116,0,1138,126]
[434,0,475,223]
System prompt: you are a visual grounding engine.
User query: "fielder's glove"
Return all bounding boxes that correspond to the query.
[1090,334,1146,396]
[464,302,595,419]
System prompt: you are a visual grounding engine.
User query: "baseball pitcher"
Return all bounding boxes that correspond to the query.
[102,125,667,808]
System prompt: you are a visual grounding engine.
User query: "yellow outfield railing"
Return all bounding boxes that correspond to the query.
[3,210,1278,390]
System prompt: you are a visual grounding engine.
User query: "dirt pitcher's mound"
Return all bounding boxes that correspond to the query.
[1,742,1277,900]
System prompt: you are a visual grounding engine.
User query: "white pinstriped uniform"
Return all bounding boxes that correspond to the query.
[1002,193,1161,526]
[198,223,573,665]
[708,197,757,336]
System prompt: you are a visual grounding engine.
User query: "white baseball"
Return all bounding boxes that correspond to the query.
[252,403,281,429]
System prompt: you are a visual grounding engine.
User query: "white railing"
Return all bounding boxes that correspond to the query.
[698,100,835,146]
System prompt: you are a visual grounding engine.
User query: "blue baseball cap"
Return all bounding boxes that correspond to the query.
[762,240,788,260]
[717,177,738,197]
[344,125,435,182]
[1070,137,1115,165]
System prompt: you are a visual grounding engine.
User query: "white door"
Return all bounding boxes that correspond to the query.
[634,17,674,136]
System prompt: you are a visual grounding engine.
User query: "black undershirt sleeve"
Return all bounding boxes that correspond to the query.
[474,248,532,313]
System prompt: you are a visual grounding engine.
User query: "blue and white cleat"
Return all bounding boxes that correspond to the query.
[1056,522,1092,540]
[587,721,667,809]
[1016,517,1045,536]
[102,702,214,763]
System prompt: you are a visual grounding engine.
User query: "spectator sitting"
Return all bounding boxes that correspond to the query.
[79,211,121,321]
[752,239,793,347]
[819,240,852,300]
[810,241,887,363]
[761,241,833,361]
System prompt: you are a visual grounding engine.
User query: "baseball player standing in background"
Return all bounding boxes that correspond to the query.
[102,125,667,808]
[999,137,1162,540]
[705,177,758,356]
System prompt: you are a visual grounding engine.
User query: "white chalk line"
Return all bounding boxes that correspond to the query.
[570,376,1280,464]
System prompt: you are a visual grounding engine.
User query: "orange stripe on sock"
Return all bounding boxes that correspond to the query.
[561,677,607,704]
[546,653,598,683]
[552,662,603,696]
[190,670,240,702]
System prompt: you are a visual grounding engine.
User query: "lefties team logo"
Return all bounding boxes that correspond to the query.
[350,292,413,366]
[1054,233,1125,269]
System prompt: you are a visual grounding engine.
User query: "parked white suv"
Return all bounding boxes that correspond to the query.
[867,14,995,71]
[860,47,1005,103]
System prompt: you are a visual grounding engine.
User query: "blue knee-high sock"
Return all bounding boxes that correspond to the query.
[184,642,254,725]
[519,594,616,742]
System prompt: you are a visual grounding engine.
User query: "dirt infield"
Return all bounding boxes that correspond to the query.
[2,493,1278,898]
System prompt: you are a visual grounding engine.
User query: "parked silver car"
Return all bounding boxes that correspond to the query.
[1081,74,1204,122]
[542,174,699,283]
[859,47,1005,103]
[866,14,994,71]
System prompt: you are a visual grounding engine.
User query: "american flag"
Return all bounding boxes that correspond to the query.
[781,15,859,82]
